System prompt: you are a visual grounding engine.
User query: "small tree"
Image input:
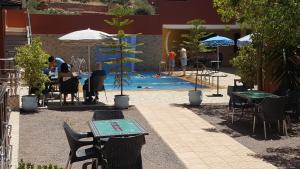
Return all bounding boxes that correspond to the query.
[180,19,209,91]
[15,37,49,95]
[103,6,143,96]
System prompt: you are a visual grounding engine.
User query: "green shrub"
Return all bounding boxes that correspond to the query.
[230,44,257,88]
[15,37,49,95]
[18,160,63,169]
[133,0,155,15]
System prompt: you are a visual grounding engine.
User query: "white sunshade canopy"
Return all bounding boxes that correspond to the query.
[237,34,253,47]
[58,28,116,43]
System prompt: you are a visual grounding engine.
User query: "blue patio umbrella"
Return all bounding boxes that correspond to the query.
[237,34,252,47]
[202,35,234,70]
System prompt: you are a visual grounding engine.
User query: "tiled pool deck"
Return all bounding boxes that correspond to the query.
[11,70,276,169]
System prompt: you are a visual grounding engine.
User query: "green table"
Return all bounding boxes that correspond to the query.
[233,90,279,103]
[89,119,148,138]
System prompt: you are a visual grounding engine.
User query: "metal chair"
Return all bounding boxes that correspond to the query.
[100,134,146,169]
[253,97,288,139]
[63,122,100,169]
[92,110,124,121]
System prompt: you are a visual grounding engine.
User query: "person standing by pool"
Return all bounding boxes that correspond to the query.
[180,48,188,76]
[168,50,176,75]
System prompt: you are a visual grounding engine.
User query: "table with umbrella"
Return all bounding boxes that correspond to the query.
[58,28,116,93]
[202,35,234,97]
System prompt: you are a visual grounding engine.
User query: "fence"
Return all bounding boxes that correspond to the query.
[0,84,12,169]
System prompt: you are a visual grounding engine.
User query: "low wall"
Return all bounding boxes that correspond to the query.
[37,34,162,72]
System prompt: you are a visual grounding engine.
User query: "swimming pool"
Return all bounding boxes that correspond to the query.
[78,72,208,90]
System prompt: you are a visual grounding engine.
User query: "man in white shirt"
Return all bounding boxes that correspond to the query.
[180,48,188,76]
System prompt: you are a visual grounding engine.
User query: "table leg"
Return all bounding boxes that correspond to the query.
[212,76,223,97]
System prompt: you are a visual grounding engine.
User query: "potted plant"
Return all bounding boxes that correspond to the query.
[15,37,49,111]
[180,19,208,105]
[103,7,143,109]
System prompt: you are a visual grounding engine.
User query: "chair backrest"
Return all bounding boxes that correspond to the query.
[102,134,146,169]
[63,122,83,151]
[259,97,287,120]
[92,110,124,121]
[91,73,106,92]
[227,86,234,96]
[59,77,79,94]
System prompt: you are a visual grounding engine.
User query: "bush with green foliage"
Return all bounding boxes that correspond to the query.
[18,159,63,169]
[230,44,257,88]
[26,0,75,15]
[133,0,155,15]
[105,0,155,15]
[15,37,49,95]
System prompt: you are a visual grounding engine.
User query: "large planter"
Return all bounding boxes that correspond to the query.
[22,95,38,111]
[114,95,129,109]
[189,90,203,106]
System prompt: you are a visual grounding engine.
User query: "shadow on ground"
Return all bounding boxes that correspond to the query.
[170,103,300,168]
[252,146,300,169]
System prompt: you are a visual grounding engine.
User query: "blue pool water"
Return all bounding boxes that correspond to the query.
[78,72,208,90]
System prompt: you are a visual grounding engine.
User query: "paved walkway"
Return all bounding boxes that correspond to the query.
[10,70,275,169]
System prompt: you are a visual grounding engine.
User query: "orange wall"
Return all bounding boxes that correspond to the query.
[158,0,224,24]
[6,9,27,28]
[5,0,226,35]
[30,14,162,35]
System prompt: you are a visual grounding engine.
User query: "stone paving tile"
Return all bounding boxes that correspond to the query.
[10,111,19,169]
[133,86,276,169]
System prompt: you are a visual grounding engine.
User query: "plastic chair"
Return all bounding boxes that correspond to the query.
[227,85,251,123]
[84,74,108,104]
[63,122,100,169]
[100,134,146,169]
[92,110,124,121]
[59,77,79,106]
[253,97,288,139]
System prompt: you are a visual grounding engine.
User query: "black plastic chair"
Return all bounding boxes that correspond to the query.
[286,91,300,119]
[253,97,288,139]
[227,85,251,123]
[100,134,146,169]
[63,122,100,169]
[59,77,79,106]
[92,110,124,121]
[84,74,108,103]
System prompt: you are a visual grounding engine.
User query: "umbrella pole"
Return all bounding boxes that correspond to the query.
[88,45,91,92]
[217,46,219,71]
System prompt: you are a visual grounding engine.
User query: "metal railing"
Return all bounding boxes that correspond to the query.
[0,84,12,169]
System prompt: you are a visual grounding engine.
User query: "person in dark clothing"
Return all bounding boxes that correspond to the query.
[83,69,106,103]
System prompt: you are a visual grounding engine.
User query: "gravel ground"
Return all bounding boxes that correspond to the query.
[186,104,300,169]
[19,106,187,169]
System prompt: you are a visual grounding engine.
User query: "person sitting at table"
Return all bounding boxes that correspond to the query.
[48,56,66,72]
[83,63,106,104]
[59,63,75,105]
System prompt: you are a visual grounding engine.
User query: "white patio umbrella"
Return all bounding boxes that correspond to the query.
[58,28,115,92]
[237,34,253,47]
